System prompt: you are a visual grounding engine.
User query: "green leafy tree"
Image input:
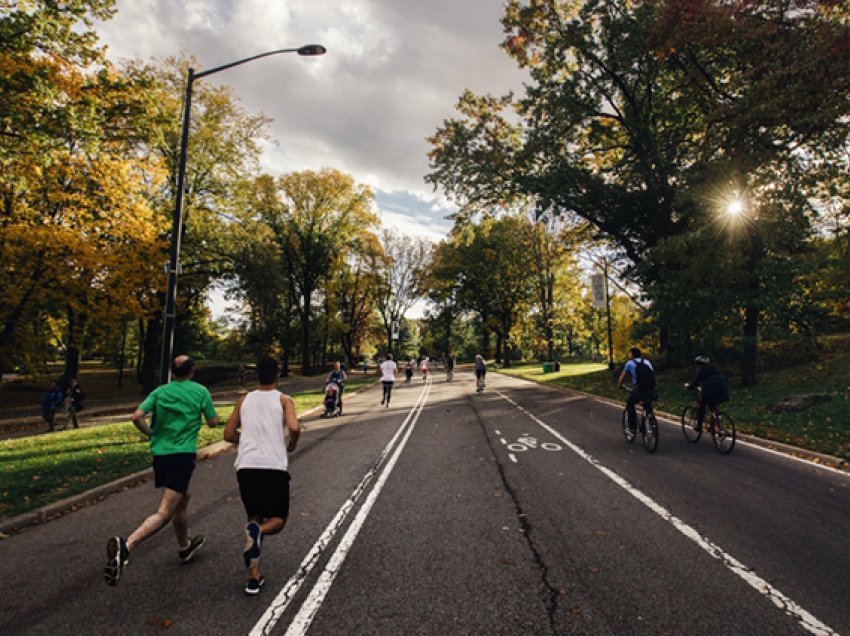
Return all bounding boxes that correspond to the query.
[271,168,377,375]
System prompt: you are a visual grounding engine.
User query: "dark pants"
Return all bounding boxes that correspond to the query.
[626,387,657,430]
[382,381,393,403]
[696,382,728,426]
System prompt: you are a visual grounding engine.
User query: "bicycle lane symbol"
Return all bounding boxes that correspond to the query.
[495,430,562,463]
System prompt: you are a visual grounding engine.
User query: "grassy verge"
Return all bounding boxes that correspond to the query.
[497,353,850,462]
[0,376,376,520]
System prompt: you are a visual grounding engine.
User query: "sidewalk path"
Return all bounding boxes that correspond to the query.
[0,372,355,440]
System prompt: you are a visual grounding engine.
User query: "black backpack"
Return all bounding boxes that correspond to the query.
[634,358,656,390]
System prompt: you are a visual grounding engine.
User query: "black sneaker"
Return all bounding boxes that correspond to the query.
[243,522,262,569]
[244,576,265,596]
[178,535,206,563]
[104,536,129,586]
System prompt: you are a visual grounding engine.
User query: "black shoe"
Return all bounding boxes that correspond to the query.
[104,536,129,586]
[380,399,385,405]
[243,522,262,569]
[178,534,206,563]
[245,576,265,596]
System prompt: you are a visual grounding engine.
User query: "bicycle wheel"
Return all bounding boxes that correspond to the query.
[642,413,659,453]
[622,409,635,443]
[712,411,736,454]
[681,406,702,443]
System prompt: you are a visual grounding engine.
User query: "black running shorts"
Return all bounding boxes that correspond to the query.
[152,453,196,494]
[237,469,291,520]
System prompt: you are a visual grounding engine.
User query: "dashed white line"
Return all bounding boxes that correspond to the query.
[496,390,840,636]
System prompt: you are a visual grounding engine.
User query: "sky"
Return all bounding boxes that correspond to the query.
[95,1,527,319]
[95,0,527,241]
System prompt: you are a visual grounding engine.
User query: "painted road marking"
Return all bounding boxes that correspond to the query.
[496,390,839,636]
[283,378,434,636]
[249,378,432,636]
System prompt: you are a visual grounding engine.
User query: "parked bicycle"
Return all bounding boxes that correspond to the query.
[620,388,659,453]
[681,388,736,454]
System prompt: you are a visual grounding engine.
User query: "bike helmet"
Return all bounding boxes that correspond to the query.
[694,355,710,365]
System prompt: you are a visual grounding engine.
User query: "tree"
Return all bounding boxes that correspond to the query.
[430,215,537,365]
[429,0,850,384]
[0,16,167,375]
[271,169,377,375]
[328,232,383,368]
[374,230,431,357]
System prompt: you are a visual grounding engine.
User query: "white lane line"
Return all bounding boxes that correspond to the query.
[499,438,507,445]
[284,378,433,636]
[494,429,501,435]
[248,381,431,636]
[496,390,840,636]
[508,453,518,464]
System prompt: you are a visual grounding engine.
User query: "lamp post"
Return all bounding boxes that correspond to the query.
[159,44,326,385]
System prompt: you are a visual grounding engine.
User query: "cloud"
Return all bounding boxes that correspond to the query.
[96,0,525,240]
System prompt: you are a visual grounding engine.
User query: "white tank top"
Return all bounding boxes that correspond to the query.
[234,389,289,471]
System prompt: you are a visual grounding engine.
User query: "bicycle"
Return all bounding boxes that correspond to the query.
[681,388,736,454]
[620,388,659,453]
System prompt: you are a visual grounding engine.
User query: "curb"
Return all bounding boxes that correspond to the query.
[0,380,379,537]
[495,371,850,474]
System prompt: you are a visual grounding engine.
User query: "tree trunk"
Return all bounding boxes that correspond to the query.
[141,316,161,394]
[63,306,84,381]
[300,289,312,376]
[136,318,145,383]
[741,230,763,387]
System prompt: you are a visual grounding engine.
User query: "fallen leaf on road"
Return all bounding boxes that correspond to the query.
[299,512,310,517]
[593,529,607,537]
[559,588,567,596]
[571,606,582,615]
[148,618,162,627]
[589,565,600,573]
[162,618,174,629]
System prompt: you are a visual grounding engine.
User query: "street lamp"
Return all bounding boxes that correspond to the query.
[159,44,326,385]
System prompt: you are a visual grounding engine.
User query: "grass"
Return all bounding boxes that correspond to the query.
[0,376,376,521]
[497,347,850,462]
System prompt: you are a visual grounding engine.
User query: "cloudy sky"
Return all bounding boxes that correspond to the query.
[96,0,527,241]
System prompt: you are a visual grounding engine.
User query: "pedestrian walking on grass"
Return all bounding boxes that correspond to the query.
[224,357,301,595]
[104,355,219,586]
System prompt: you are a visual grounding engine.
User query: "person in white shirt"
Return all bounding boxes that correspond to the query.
[379,354,398,407]
[224,357,301,595]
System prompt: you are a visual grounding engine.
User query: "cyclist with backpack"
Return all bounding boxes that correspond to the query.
[685,355,730,431]
[617,347,657,435]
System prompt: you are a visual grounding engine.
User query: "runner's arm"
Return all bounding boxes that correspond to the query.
[281,394,301,452]
[616,367,629,389]
[131,409,152,437]
[223,396,246,443]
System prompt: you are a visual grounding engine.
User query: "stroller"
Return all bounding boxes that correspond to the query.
[322,382,341,417]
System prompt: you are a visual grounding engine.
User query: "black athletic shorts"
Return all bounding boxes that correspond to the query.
[152,453,196,494]
[237,469,291,520]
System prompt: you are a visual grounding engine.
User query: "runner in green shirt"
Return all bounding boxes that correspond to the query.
[104,355,219,586]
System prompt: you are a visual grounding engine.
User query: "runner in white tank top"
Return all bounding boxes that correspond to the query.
[224,357,301,595]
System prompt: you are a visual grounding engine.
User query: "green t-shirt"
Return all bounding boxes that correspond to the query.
[139,380,216,455]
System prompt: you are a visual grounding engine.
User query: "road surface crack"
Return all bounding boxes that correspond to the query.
[470,397,561,635]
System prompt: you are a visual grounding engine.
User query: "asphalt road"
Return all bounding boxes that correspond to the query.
[1,370,848,635]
